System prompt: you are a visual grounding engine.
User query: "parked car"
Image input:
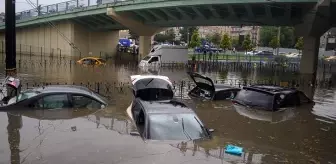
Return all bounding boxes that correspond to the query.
[187,72,241,101]
[126,74,213,141]
[0,85,108,111]
[127,99,213,141]
[255,51,274,56]
[245,50,261,56]
[232,85,313,111]
[77,57,106,66]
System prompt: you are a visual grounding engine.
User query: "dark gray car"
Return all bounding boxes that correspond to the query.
[0,85,108,111]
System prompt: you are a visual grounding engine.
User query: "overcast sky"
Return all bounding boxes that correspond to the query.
[0,0,97,13]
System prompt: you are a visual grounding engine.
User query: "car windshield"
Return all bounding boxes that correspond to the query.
[235,89,274,109]
[17,91,40,102]
[142,56,151,61]
[148,113,208,140]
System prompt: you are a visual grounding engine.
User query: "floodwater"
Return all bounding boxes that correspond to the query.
[0,55,335,164]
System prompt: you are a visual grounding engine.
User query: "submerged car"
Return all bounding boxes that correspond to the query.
[0,85,108,111]
[126,74,213,141]
[187,72,240,100]
[232,85,312,111]
[76,57,106,65]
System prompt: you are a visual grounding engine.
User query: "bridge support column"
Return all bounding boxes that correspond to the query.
[295,0,332,75]
[299,36,320,75]
[139,36,152,59]
[106,8,166,60]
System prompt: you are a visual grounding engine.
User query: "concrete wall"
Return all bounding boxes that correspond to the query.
[73,23,119,57]
[0,20,119,57]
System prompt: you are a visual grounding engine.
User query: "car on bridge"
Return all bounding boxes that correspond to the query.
[187,72,241,101]
[232,85,313,111]
[77,57,106,66]
[0,85,108,111]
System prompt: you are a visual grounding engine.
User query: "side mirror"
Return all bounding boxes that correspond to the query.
[208,128,215,133]
[130,131,140,136]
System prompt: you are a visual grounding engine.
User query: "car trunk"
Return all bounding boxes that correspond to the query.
[187,72,215,98]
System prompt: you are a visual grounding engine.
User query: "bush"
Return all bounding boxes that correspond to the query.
[274,55,289,66]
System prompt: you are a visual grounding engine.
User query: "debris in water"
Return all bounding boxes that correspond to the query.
[225,144,243,156]
[71,126,77,131]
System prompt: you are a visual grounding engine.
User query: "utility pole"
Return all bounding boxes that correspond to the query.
[277,26,281,55]
[5,0,16,76]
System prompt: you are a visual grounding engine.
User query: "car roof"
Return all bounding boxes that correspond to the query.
[214,84,240,91]
[81,57,103,60]
[138,99,194,115]
[243,85,297,95]
[130,75,171,85]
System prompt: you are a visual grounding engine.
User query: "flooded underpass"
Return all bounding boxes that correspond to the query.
[0,55,335,164]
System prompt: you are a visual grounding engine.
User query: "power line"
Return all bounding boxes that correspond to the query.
[24,0,81,54]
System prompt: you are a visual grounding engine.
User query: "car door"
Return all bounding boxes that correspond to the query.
[70,94,105,110]
[31,94,70,110]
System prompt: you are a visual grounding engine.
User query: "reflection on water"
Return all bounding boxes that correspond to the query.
[0,56,335,163]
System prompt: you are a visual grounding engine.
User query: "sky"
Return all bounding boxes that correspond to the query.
[0,0,96,13]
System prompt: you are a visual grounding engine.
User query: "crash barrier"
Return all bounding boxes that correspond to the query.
[11,58,336,74]
[2,78,332,100]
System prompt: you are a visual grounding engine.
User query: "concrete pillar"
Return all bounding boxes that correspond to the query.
[300,36,320,75]
[139,36,152,59]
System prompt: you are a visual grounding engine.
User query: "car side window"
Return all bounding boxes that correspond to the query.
[33,94,69,109]
[132,101,142,121]
[71,94,102,109]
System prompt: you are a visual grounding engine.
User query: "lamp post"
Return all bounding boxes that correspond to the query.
[5,0,16,76]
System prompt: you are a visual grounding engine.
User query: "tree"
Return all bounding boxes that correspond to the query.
[220,33,232,51]
[154,33,168,43]
[189,30,201,49]
[242,34,253,52]
[165,28,176,42]
[259,26,295,48]
[295,37,304,54]
[179,27,199,43]
[210,32,221,46]
[269,36,280,52]
[128,30,139,40]
[231,37,239,47]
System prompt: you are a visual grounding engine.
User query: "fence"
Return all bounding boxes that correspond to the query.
[0,77,333,100]
[0,41,115,59]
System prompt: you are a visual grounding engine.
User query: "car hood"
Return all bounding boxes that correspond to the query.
[187,72,215,92]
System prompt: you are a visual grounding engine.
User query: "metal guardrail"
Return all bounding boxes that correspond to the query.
[0,0,168,24]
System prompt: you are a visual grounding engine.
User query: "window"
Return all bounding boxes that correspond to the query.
[149,57,159,63]
[142,56,151,61]
[34,94,69,109]
[148,114,208,140]
[71,95,102,109]
[17,91,40,102]
[235,90,274,109]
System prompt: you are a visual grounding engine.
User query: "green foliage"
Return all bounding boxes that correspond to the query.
[179,27,199,42]
[231,37,239,47]
[210,32,221,46]
[189,30,201,48]
[259,26,295,48]
[274,55,289,66]
[269,36,280,50]
[295,37,304,54]
[242,34,253,52]
[153,29,176,43]
[220,33,232,50]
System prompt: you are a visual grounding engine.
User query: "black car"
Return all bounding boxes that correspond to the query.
[0,85,108,111]
[128,99,213,141]
[187,72,241,100]
[232,85,313,111]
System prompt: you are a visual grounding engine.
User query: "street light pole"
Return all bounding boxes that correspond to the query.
[277,26,281,55]
[5,0,16,76]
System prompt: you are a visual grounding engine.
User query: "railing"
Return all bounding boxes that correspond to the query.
[0,0,162,24]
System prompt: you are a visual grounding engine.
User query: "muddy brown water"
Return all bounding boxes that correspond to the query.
[0,56,335,164]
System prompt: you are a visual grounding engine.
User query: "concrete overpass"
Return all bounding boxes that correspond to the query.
[0,0,335,74]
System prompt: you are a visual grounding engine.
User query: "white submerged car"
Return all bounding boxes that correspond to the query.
[126,74,214,141]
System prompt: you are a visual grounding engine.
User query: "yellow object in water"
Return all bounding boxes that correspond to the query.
[77,57,106,65]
